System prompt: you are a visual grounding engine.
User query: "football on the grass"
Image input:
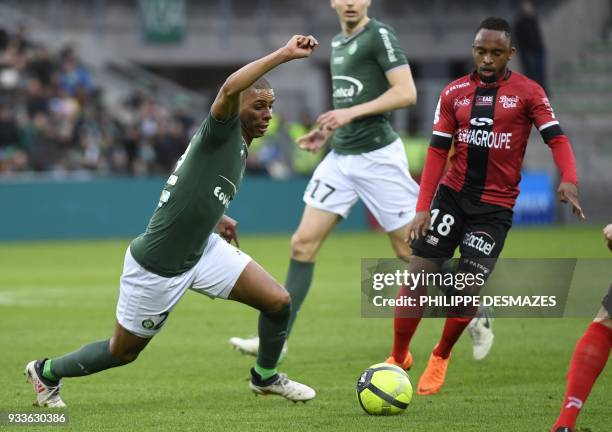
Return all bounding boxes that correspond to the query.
[356,362,413,416]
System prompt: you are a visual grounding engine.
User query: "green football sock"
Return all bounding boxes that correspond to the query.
[254,364,277,381]
[48,339,128,379]
[285,259,315,335]
[256,302,291,369]
[42,359,58,382]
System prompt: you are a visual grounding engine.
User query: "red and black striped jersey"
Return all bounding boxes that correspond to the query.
[429,70,567,209]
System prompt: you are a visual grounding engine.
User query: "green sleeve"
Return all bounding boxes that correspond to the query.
[201,112,240,143]
[372,25,408,73]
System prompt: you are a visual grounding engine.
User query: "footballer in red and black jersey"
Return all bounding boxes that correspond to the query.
[423,69,575,210]
[392,18,585,399]
[410,18,583,262]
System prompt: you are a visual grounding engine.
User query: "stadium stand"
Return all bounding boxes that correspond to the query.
[0,0,610,220]
[0,23,199,175]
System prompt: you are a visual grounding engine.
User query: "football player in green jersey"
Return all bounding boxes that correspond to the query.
[25,35,319,408]
[231,0,421,357]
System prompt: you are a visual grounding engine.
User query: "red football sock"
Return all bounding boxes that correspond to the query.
[392,317,421,362]
[391,285,424,362]
[433,317,472,359]
[552,322,611,431]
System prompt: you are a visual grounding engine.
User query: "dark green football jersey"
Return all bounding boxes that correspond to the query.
[330,19,409,154]
[130,114,247,277]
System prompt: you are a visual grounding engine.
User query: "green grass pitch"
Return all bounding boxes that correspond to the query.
[0,226,610,431]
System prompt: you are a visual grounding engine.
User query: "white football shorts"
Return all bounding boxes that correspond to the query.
[116,233,252,338]
[303,138,420,232]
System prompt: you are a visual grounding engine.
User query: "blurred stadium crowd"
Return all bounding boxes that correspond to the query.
[0,24,191,176]
[0,23,331,178]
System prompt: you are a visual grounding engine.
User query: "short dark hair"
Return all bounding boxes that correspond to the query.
[250,77,271,91]
[477,17,513,45]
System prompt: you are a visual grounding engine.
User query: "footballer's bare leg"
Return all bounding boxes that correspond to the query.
[387,224,412,262]
[230,260,291,370]
[284,205,340,331]
[109,322,152,362]
[229,206,339,357]
[290,205,341,262]
[229,260,290,312]
[229,260,316,401]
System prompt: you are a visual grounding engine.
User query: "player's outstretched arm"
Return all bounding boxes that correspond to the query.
[551,139,584,220]
[529,84,584,220]
[548,131,584,220]
[405,89,456,243]
[318,66,416,130]
[404,146,448,243]
[211,35,318,121]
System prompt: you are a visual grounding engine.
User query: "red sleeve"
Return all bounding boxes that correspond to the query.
[416,86,457,212]
[528,83,559,131]
[416,146,449,212]
[549,135,578,184]
[432,89,457,136]
[526,83,578,184]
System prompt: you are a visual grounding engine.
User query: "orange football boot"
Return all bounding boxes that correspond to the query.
[417,351,451,395]
[384,351,413,370]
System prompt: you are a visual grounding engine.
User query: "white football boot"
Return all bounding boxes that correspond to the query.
[249,369,316,402]
[24,360,66,408]
[229,336,288,360]
[467,307,494,361]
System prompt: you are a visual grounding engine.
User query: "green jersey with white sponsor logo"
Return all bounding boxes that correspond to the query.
[330,19,408,154]
[130,114,247,277]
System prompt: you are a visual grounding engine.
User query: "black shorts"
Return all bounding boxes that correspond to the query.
[603,285,612,316]
[412,185,513,262]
